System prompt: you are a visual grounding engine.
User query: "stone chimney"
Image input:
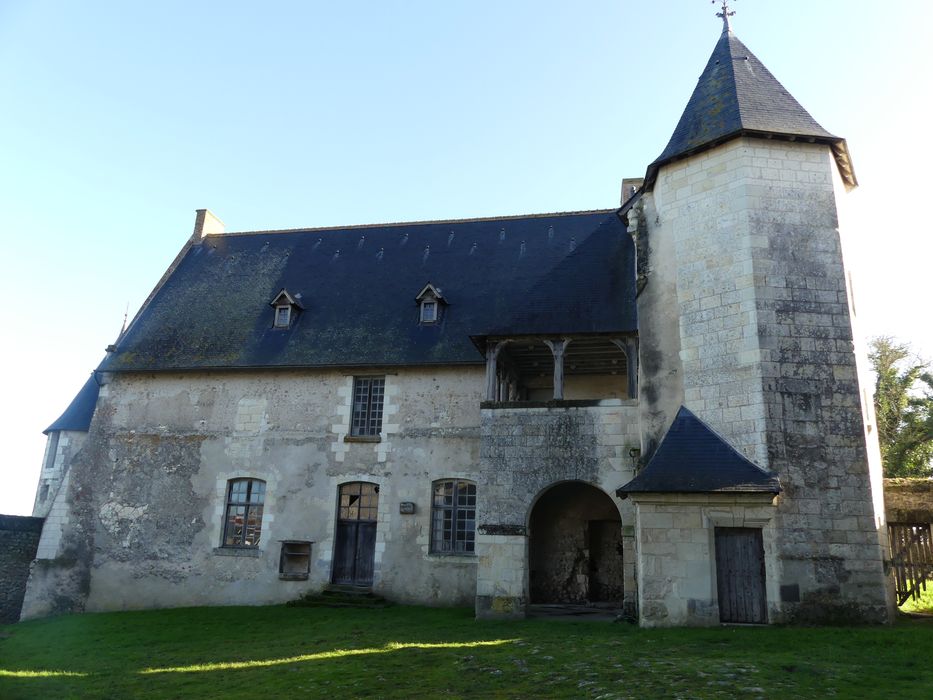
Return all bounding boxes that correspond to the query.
[192,209,225,241]
[620,178,644,205]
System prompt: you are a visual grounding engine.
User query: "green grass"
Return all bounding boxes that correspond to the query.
[900,584,933,614]
[1,606,931,699]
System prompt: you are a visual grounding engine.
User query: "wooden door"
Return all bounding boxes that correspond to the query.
[715,527,767,624]
[332,482,379,586]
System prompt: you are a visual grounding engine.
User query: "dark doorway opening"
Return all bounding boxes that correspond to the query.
[715,527,767,624]
[528,482,623,604]
[332,482,379,586]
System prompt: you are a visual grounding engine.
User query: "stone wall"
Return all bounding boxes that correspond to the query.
[22,367,486,618]
[884,478,933,523]
[475,400,639,617]
[643,137,891,624]
[0,515,43,623]
[631,494,777,627]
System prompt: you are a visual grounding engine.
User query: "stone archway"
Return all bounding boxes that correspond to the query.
[528,482,623,604]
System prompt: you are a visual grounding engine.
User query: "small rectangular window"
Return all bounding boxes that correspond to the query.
[351,377,385,437]
[421,300,437,323]
[44,432,60,472]
[274,306,291,328]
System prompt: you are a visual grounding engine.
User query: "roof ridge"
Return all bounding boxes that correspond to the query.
[207,209,617,238]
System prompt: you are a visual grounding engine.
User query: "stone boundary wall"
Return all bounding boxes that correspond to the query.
[884,478,933,523]
[0,514,44,623]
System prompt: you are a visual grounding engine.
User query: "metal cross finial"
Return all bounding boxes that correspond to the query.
[714,0,736,31]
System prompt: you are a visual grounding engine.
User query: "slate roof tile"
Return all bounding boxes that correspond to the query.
[644,29,854,189]
[101,210,637,371]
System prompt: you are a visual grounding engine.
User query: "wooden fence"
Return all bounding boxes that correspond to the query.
[888,522,933,605]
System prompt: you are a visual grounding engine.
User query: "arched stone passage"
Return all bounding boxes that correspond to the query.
[528,482,623,604]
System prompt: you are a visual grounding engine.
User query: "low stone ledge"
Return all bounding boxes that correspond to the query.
[212,547,262,558]
[478,524,526,536]
[481,399,633,410]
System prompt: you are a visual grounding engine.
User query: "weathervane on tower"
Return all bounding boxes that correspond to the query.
[714,0,736,31]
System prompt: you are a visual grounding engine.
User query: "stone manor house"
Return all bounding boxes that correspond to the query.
[22,22,894,626]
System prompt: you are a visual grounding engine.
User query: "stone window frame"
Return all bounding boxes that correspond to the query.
[221,477,267,549]
[430,479,477,555]
[43,432,60,473]
[350,376,385,438]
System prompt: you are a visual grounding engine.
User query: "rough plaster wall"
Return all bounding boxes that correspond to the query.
[633,194,686,459]
[528,482,622,603]
[648,138,890,623]
[633,495,779,627]
[0,516,43,623]
[23,366,485,617]
[475,402,638,616]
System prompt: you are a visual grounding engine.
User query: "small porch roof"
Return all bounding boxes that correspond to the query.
[616,406,780,497]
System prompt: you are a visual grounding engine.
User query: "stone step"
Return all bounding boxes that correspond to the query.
[286,587,390,609]
[321,584,378,598]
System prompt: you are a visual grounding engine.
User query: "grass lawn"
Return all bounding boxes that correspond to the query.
[899,584,933,614]
[1,606,931,699]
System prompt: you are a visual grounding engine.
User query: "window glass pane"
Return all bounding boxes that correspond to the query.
[229,480,248,503]
[224,480,265,547]
[421,301,436,321]
[249,481,266,504]
[225,505,247,546]
[275,306,290,327]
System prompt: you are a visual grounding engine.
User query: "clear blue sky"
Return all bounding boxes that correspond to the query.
[1,1,931,514]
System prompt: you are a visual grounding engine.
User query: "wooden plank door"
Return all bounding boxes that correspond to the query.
[715,527,767,624]
[332,482,379,586]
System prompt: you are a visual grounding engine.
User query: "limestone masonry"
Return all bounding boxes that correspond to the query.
[21,22,894,626]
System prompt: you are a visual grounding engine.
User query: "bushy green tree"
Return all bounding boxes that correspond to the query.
[868,336,933,477]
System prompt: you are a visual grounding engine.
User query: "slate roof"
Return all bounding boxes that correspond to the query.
[100,210,637,372]
[616,406,781,496]
[44,375,101,434]
[644,29,855,190]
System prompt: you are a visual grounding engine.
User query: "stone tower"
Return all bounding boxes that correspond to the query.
[621,22,892,624]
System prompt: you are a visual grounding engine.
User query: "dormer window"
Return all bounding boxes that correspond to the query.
[274,305,292,328]
[269,288,303,329]
[421,300,437,323]
[415,283,446,325]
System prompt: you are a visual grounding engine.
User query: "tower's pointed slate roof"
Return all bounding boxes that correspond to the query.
[44,375,101,434]
[616,406,781,496]
[643,29,855,190]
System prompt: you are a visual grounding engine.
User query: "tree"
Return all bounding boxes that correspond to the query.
[868,336,933,477]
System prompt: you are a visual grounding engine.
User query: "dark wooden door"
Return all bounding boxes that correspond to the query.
[332,482,379,586]
[715,527,767,624]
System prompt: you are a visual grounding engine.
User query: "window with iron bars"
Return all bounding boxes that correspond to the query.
[223,478,266,547]
[351,377,385,437]
[431,479,476,554]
